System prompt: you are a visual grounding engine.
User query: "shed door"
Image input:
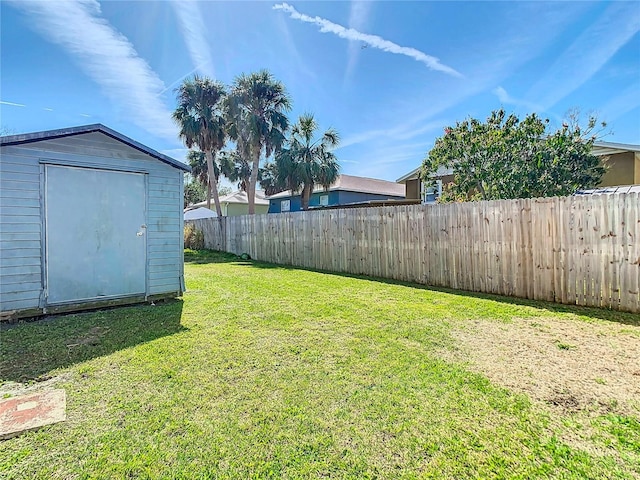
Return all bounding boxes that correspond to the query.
[45,165,147,304]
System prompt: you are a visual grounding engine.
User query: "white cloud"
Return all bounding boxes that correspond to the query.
[160,64,203,96]
[171,0,215,78]
[338,119,445,150]
[527,2,640,110]
[492,86,543,112]
[8,0,177,139]
[367,3,589,140]
[599,84,640,124]
[161,148,190,162]
[273,2,462,78]
[274,14,317,82]
[344,142,431,180]
[344,1,372,82]
[0,100,26,107]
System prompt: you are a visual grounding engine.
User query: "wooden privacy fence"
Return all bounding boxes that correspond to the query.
[189,192,640,313]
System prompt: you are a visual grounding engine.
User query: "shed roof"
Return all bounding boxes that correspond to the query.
[0,124,191,172]
[268,174,405,199]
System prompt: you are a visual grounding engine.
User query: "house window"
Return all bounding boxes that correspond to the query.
[281,199,291,212]
[420,179,442,204]
[319,194,329,206]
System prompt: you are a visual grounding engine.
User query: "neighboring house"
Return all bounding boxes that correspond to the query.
[187,190,269,216]
[0,124,190,320]
[593,141,640,186]
[575,185,640,195]
[184,207,217,221]
[396,165,453,204]
[398,140,640,203]
[267,174,406,213]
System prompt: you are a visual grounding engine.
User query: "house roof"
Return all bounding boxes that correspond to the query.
[575,184,640,195]
[396,165,454,183]
[0,124,191,172]
[188,190,269,209]
[592,140,640,156]
[268,174,405,199]
[396,140,640,183]
[184,207,218,220]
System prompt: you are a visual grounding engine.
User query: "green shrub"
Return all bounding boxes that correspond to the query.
[184,223,204,250]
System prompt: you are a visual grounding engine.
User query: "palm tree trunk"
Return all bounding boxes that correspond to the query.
[301,183,312,211]
[205,151,223,217]
[247,145,260,215]
[206,178,212,210]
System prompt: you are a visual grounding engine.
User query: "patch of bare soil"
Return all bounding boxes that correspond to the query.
[0,373,72,397]
[441,316,640,459]
[65,326,110,348]
[443,316,640,416]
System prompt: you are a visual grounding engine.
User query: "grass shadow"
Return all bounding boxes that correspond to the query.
[0,300,186,383]
[184,249,244,265]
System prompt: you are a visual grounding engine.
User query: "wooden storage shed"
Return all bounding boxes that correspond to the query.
[0,124,190,319]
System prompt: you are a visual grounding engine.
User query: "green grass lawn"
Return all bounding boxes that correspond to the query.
[1,250,638,479]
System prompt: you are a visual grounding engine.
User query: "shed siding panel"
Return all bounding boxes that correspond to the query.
[1,298,42,311]
[0,149,43,311]
[1,131,185,313]
[0,181,40,192]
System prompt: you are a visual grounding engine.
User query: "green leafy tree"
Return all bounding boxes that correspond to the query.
[421,109,606,202]
[218,185,233,197]
[226,70,291,214]
[173,76,227,216]
[183,175,207,208]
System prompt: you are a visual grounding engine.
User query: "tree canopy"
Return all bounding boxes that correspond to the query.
[226,70,291,214]
[173,76,227,215]
[174,71,343,213]
[262,113,340,210]
[420,109,607,202]
[183,176,206,208]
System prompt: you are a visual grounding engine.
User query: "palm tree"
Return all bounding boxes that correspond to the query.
[173,76,226,216]
[219,150,251,192]
[285,113,340,210]
[227,70,291,214]
[259,156,294,197]
[186,150,209,187]
[186,149,226,202]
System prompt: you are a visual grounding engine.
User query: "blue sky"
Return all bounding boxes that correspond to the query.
[2,1,639,185]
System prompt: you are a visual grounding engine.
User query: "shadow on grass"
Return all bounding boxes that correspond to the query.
[0,300,186,383]
[184,249,244,265]
[186,250,639,327]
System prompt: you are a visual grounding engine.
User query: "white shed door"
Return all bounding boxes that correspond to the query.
[45,165,147,304]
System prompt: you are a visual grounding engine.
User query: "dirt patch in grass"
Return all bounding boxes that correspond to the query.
[443,316,640,417]
[65,326,110,348]
[0,373,72,398]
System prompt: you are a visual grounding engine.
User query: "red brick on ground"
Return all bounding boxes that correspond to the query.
[0,389,66,439]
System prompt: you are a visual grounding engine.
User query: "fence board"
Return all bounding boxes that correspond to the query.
[192,193,639,313]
